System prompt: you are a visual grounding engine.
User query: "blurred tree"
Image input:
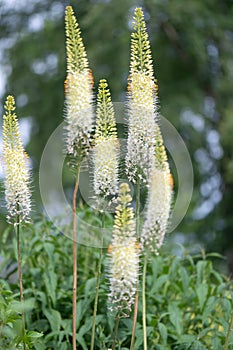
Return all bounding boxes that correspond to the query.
[0,0,233,270]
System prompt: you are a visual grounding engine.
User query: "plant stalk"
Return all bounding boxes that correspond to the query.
[224,306,233,350]
[130,179,140,350]
[16,217,26,350]
[112,315,120,350]
[136,179,140,241]
[142,255,148,350]
[90,211,105,350]
[72,162,81,350]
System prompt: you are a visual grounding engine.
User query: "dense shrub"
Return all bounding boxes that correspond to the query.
[1,212,233,349]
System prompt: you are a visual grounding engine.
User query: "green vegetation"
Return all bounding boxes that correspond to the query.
[1,215,233,349]
[1,2,233,349]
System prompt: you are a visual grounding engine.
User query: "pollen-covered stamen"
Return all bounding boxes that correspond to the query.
[108,183,139,317]
[93,79,119,197]
[2,96,31,225]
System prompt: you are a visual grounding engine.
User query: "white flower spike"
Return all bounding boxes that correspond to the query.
[126,7,158,183]
[141,124,173,255]
[2,95,31,225]
[93,79,119,197]
[64,6,94,159]
[108,183,139,317]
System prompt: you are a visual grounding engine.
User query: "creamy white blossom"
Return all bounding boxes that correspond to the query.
[141,167,172,254]
[64,6,94,158]
[108,183,139,317]
[126,8,158,183]
[141,125,173,254]
[93,79,119,197]
[2,96,31,224]
[108,242,139,317]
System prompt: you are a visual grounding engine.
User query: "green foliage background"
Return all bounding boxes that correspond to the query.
[1,0,233,265]
[1,215,233,349]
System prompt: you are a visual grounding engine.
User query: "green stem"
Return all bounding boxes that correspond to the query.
[112,315,120,350]
[130,179,140,350]
[130,290,138,350]
[142,255,148,350]
[136,178,140,240]
[72,162,81,350]
[16,217,26,350]
[224,306,233,350]
[90,211,105,350]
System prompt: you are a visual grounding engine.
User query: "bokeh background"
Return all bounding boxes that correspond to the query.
[0,0,233,272]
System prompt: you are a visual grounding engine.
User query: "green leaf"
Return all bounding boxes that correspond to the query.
[196,283,208,310]
[191,340,207,349]
[170,257,180,277]
[211,337,222,350]
[179,266,190,292]
[206,252,224,259]
[178,334,196,343]
[211,270,223,284]
[134,328,143,349]
[198,327,214,338]
[43,269,57,306]
[84,277,96,300]
[202,296,216,321]
[158,322,168,344]
[196,260,207,284]
[27,331,43,338]
[78,317,92,337]
[76,299,90,329]
[168,303,183,336]
[149,275,169,296]
[44,242,55,261]
[76,334,88,350]
[35,291,47,308]
[220,298,232,319]
[43,308,61,333]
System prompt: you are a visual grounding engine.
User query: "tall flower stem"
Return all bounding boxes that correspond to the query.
[130,179,140,350]
[224,306,233,350]
[72,162,81,350]
[16,215,26,350]
[142,255,148,350]
[112,314,120,350]
[136,179,141,240]
[90,210,105,350]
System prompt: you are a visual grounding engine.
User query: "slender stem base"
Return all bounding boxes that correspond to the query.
[72,164,81,350]
[135,179,140,241]
[16,222,26,350]
[142,255,148,350]
[112,315,120,350]
[90,212,105,350]
[224,306,233,350]
[130,179,140,350]
[130,291,138,350]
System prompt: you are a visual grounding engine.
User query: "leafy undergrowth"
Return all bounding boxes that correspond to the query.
[1,210,233,349]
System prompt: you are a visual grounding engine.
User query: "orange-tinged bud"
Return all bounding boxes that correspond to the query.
[169,173,174,189]
[89,69,94,86]
[64,75,69,95]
